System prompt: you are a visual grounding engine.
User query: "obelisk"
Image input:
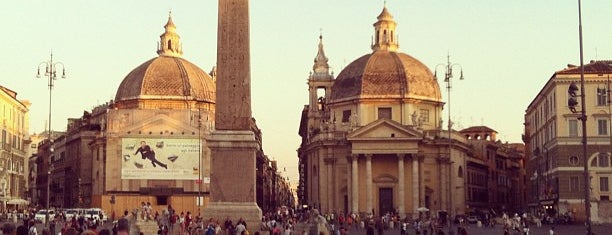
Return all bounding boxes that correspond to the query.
[204,0,262,229]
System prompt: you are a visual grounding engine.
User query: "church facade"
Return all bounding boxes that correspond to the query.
[297,6,470,218]
[31,14,292,215]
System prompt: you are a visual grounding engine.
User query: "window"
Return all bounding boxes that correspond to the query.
[420,109,429,122]
[598,119,608,135]
[570,176,580,192]
[568,120,578,136]
[342,110,351,123]
[602,196,610,201]
[600,177,609,192]
[378,107,392,120]
[598,153,610,167]
[597,88,608,106]
[569,156,579,166]
[458,166,464,178]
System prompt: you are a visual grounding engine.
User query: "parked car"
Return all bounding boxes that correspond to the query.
[65,208,84,221]
[466,215,479,224]
[34,210,55,224]
[85,208,107,222]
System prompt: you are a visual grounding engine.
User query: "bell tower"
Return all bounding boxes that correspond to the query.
[308,34,334,126]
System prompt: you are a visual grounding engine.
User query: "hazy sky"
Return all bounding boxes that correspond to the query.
[2,1,611,186]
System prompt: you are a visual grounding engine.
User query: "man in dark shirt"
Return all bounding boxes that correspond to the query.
[2,223,16,235]
[134,141,167,169]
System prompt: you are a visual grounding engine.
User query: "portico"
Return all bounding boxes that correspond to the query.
[346,118,423,217]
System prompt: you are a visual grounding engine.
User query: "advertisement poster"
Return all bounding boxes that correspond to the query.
[121,138,200,180]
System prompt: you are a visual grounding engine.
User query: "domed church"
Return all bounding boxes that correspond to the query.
[297,6,469,218]
[87,14,216,213]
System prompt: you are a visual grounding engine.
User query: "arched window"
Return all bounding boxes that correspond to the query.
[167,40,172,50]
[458,166,464,178]
[598,152,610,167]
[313,165,317,176]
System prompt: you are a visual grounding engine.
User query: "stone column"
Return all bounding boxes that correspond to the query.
[397,154,405,218]
[325,158,334,212]
[412,154,420,216]
[366,154,373,215]
[351,154,359,213]
[346,156,352,214]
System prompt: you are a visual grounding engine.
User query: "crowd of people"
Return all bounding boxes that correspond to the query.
[1,205,571,235]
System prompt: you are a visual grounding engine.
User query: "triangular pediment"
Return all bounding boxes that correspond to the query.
[347,118,422,140]
[110,111,201,135]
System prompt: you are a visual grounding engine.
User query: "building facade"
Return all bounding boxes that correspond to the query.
[460,126,526,215]
[524,60,612,223]
[31,14,293,215]
[297,6,470,219]
[0,86,30,210]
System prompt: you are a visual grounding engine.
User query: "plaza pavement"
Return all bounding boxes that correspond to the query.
[3,221,611,235]
[344,224,612,235]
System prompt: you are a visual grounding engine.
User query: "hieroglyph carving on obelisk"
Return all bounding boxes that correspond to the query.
[205,0,262,229]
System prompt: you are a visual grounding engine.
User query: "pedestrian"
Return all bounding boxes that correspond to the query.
[16,226,27,235]
[99,229,111,235]
[366,223,375,235]
[400,220,407,235]
[549,226,555,235]
[27,221,37,235]
[2,223,16,235]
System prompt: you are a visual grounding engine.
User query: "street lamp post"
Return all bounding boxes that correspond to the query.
[46,168,51,226]
[577,1,592,234]
[435,54,463,235]
[36,52,65,228]
[198,108,202,214]
[37,53,66,142]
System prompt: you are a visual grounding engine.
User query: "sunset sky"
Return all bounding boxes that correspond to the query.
[2,1,611,185]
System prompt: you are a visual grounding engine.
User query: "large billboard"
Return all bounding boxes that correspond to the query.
[121,138,200,180]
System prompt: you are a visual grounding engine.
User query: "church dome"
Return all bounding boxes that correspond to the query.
[114,14,215,104]
[330,51,441,102]
[115,56,215,103]
[330,7,441,103]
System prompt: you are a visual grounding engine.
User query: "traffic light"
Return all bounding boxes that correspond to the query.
[568,82,579,113]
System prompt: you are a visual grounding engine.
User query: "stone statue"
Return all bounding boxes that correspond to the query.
[411,111,418,126]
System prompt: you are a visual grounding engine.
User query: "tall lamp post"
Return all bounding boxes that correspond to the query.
[36,52,66,227]
[435,54,463,235]
[37,53,66,142]
[577,1,592,233]
[567,1,591,233]
[46,166,52,227]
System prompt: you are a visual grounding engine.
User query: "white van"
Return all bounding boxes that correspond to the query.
[34,210,55,223]
[85,208,107,222]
